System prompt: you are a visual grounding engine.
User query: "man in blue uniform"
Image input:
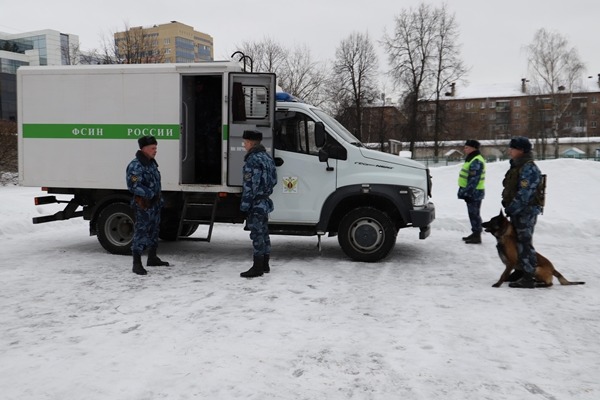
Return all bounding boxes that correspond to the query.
[239,130,277,278]
[457,139,486,244]
[502,136,542,289]
[126,135,169,275]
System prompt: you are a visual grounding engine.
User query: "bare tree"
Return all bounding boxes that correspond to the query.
[60,40,81,65]
[526,28,585,158]
[332,32,379,141]
[430,4,467,159]
[236,37,287,73]
[280,45,328,107]
[98,23,166,64]
[383,3,439,156]
[235,39,328,106]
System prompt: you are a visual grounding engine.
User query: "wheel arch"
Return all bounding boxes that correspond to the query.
[317,184,412,234]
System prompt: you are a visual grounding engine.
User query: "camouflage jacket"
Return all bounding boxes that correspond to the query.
[126,150,162,202]
[502,153,542,217]
[240,144,277,214]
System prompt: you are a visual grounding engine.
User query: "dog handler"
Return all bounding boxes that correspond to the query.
[502,136,543,289]
[457,139,486,244]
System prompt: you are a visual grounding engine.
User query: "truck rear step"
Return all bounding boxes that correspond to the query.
[177,193,219,242]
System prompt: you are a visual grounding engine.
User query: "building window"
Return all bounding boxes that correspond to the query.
[591,121,597,128]
[489,101,496,108]
[480,101,486,109]
[592,96,598,103]
[465,102,473,109]
[164,38,170,45]
[514,99,521,107]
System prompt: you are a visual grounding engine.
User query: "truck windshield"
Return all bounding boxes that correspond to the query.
[311,108,364,147]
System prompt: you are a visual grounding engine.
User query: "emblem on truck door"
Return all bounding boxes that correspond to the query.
[282,176,298,193]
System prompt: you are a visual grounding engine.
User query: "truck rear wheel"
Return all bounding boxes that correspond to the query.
[338,207,397,262]
[97,203,134,255]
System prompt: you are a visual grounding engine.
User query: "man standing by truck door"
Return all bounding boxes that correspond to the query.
[457,139,486,244]
[239,130,277,278]
[126,136,170,275]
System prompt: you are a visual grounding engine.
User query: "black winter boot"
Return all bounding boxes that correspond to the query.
[462,233,475,241]
[132,252,147,275]
[147,246,170,266]
[240,255,264,278]
[263,254,271,273]
[506,269,524,282]
[464,233,481,244]
[509,272,535,289]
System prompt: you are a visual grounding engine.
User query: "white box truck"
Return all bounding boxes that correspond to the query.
[17,61,435,262]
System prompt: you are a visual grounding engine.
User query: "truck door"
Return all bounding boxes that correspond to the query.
[269,109,338,224]
[227,73,276,186]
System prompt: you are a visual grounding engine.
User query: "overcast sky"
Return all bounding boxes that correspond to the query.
[2,0,599,89]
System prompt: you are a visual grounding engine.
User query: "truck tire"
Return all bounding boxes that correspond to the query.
[97,203,134,255]
[338,207,397,262]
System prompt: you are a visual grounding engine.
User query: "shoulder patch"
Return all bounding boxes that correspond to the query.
[131,175,138,182]
[244,172,252,181]
[520,179,528,188]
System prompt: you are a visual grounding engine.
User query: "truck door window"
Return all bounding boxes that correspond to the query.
[275,111,321,156]
[232,84,270,122]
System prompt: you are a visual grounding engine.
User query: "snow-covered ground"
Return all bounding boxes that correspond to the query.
[1,159,599,400]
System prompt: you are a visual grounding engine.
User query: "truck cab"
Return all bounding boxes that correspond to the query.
[270,96,434,261]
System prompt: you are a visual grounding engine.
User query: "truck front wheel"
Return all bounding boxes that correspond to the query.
[338,207,397,262]
[97,203,134,255]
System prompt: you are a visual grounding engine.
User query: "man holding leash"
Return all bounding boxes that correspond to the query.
[458,139,486,244]
[502,136,543,288]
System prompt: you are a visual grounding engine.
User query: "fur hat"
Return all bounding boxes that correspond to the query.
[464,139,480,149]
[242,130,262,141]
[138,135,158,149]
[509,136,532,153]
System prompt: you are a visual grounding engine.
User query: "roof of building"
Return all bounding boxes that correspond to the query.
[445,77,600,100]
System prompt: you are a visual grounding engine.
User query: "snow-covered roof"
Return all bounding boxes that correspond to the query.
[446,78,600,100]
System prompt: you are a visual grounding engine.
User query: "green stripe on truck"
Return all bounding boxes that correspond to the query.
[22,124,181,139]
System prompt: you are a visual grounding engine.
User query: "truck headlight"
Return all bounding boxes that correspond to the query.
[408,187,427,207]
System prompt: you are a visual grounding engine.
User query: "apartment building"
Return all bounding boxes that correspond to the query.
[423,77,600,143]
[114,21,213,64]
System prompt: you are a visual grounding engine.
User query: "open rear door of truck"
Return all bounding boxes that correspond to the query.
[226,73,276,186]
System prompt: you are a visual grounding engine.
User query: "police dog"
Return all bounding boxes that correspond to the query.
[482,210,585,288]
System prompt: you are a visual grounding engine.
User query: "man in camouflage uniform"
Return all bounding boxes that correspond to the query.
[457,139,486,244]
[502,136,542,289]
[239,130,277,278]
[126,135,169,275]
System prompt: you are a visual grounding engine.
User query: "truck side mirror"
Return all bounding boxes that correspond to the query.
[315,122,326,148]
[318,149,334,171]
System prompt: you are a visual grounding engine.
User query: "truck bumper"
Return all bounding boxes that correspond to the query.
[409,202,435,239]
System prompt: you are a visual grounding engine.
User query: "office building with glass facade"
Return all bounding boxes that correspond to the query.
[0,29,79,121]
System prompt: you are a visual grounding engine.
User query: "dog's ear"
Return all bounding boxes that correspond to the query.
[499,209,504,217]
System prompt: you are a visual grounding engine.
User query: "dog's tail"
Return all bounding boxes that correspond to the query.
[555,270,586,285]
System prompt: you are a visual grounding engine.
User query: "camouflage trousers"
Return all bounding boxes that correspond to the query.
[131,203,161,255]
[466,199,483,234]
[511,210,539,275]
[247,211,271,257]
